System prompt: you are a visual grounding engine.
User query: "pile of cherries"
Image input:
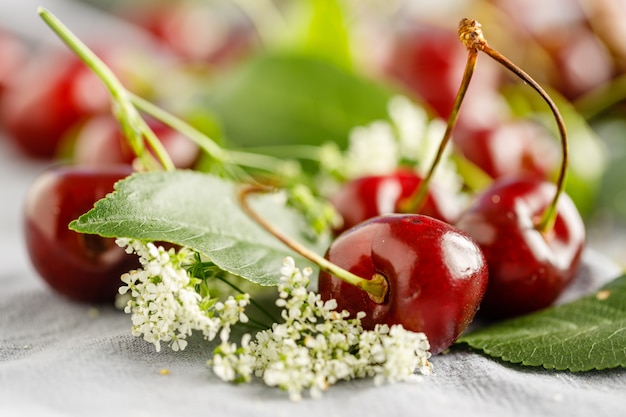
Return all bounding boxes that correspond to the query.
[7,10,587,357]
[317,19,586,355]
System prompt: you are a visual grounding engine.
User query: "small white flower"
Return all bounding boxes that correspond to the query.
[211,256,432,401]
[115,239,250,353]
[117,241,432,400]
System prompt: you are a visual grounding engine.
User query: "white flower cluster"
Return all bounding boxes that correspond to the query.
[116,238,249,353]
[321,95,461,194]
[211,257,433,401]
[114,241,431,400]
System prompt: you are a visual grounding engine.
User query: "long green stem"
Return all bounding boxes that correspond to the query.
[459,18,568,233]
[39,7,326,188]
[130,94,227,163]
[38,7,175,172]
[131,94,298,179]
[237,185,389,304]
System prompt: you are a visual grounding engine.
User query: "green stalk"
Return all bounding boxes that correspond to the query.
[131,94,298,178]
[399,49,479,213]
[460,18,568,234]
[38,7,175,171]
[129,94,227,164]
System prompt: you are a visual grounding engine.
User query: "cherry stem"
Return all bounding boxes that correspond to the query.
[237,185,388,304]
[131,94,300,181]
[38,7,175,172]
[39,8,295,182]
[457,18,568,233]
[401,49,478,213]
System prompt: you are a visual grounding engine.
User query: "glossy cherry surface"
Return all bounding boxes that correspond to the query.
[456,177,586,318]
[24,165,138,303]
[318,214,488,355]
[330,169,460,235]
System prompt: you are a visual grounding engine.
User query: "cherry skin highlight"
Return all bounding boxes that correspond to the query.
[330,169,460,235]
[23,165,139,303]
[456,177,586,318]
[318,214,488,355]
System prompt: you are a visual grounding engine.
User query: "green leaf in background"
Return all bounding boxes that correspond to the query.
[503,85,608,217]
[586,118,626,223]
[202,52,395,150]
[457,274,626,372]
[293,0,353,70]
[69,171,330,286]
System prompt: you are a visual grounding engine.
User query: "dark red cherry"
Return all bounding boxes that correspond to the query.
[23,165,139,303]
[383,22,502,125]
[117,0,256,66]
[318,214,488,355]
[0,30,29,98]
[456,177,585,318]
[1,50,110,159]
[330,169,460,235]
[452,120,559,181]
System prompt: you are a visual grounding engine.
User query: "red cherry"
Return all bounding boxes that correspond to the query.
[384,22,502,124]
[542,26,614,100]
[330,169,460,235]
[117,1,255,66]
[0,30,29,98]
[1,50,111,159]
[318,214,488,355]
[72,114,199,169]
[492,0,613,99]
[456,177,585,318]
[452,120,559,181]
[23,165,139,303]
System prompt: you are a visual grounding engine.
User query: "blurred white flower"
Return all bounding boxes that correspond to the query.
[324,95,463,195]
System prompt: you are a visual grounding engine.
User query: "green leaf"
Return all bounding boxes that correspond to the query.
[69,171,330,286]
[293,0,353,70]
[201,52,395,150]
[457,274,626,372]
[588,118,626,222]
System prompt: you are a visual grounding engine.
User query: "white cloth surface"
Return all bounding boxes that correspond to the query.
[1,136,626,417]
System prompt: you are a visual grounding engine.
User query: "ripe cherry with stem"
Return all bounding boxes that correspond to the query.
[412,18,585,318]
[238,184,489,355]
[38,9,489,351]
